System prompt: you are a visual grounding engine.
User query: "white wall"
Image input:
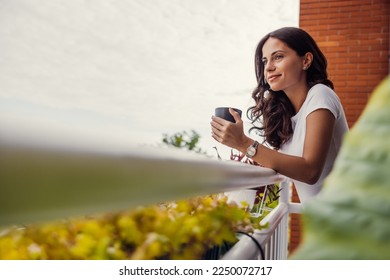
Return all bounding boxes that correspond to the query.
[0,0,298,156]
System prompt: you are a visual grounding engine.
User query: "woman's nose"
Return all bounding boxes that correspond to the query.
[264,61,275,71]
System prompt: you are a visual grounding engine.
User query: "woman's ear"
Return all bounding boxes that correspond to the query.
[303,52,313,70]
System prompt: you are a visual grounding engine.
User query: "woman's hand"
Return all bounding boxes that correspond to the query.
[210,108,250,151]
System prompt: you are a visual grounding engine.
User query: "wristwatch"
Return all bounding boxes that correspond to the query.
[245,141,259,158]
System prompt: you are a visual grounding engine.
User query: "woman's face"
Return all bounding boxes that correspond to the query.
[262,37,306,93]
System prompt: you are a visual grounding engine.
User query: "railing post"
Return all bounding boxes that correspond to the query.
[278,180,290,259]
[279,180,290,205]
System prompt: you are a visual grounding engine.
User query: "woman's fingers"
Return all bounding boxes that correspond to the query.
[210,114,243,145]
[229,108,242,123]
[211,115,227,126]
[210,116,227,142]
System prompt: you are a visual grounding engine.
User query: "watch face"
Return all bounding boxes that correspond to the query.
[246,146,256,157]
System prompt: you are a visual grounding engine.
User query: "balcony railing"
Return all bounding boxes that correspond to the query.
[223,193,289,260]
[0,141,301,259]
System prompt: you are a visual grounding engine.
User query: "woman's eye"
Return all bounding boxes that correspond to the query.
[275,54,283,60]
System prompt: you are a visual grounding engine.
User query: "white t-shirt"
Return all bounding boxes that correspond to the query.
[279,83,349,204]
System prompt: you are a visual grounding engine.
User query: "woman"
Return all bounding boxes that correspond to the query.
[210,27,349,203]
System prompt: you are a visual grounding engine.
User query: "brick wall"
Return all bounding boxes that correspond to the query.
[289,0,390,255]
[300,0,389,126]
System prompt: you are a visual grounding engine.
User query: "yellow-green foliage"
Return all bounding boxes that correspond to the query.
[0,195,265,260]
[292,76,390,259]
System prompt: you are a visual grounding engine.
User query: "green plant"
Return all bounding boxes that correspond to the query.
[0,195,265,260]
[162,130,207,155]
[291,76,390,259]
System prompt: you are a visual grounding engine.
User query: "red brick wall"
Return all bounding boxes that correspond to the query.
[300,0,389,126]
[289,0,390,255]
[288,185,301,254]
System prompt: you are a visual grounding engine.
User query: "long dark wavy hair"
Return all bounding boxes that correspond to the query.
[248,27,333,150]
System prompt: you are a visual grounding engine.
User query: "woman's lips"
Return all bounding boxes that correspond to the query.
[268,75,280,82]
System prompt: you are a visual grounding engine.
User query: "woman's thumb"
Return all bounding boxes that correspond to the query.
[229,108,242,123]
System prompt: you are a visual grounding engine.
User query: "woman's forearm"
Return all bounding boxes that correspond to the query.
[237,141,322,185]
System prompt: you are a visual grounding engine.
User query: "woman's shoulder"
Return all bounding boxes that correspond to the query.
[304,83,343,118]
[309,83,336,95]
[307,83,340,103]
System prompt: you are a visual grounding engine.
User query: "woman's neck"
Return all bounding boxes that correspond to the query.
[284,83,310,114]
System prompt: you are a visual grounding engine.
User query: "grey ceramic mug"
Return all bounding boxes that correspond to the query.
[215,107,242,123]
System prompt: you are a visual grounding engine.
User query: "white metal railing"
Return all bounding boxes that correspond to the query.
[0,140,300,259]
[222,183,291,260]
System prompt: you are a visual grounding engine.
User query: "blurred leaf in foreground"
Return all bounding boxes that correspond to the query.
[291,76,390,259]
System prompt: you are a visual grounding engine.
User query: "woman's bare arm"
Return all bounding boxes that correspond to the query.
[211,108,335,184]
[252,109,335,184]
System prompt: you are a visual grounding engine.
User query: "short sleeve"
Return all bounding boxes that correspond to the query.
[304,84,341,119]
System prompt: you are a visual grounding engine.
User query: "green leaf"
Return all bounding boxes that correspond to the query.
[291,76,390,260]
